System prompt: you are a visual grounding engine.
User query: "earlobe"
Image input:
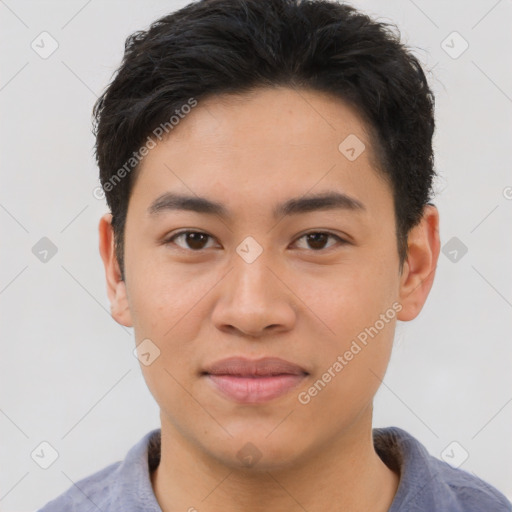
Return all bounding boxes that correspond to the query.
[397,205,440,321]
[98,213,133,327]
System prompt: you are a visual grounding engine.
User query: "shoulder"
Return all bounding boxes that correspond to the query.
[36,429,161,512]
[426,452,512,511]
[36,461,121,512]
[374,426,512,512]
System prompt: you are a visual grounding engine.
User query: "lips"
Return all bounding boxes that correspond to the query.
[202,356,308,377]
[202,357,308,404]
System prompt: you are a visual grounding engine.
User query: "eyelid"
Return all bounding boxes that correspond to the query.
[164,229,219,250]
[164,229,350,251]
[294,229,351,245]
[292,230,349,251]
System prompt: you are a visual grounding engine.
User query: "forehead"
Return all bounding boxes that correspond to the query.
[131,86,392,220]
[158,86,375,159]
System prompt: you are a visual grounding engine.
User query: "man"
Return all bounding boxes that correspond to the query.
[38,0,512,510]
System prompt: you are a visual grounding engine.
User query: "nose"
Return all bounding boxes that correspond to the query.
[211,253,297,339]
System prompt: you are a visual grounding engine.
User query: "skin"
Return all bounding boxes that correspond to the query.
[99,86,440,512]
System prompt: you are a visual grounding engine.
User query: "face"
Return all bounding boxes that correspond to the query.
[100,86,438,471]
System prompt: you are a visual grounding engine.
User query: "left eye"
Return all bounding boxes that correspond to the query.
[166,231,345,251]
[293,231,345,251]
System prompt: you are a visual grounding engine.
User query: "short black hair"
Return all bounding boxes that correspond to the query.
[93,0,436,278]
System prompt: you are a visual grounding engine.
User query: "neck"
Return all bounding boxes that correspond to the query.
[151,408,399,512]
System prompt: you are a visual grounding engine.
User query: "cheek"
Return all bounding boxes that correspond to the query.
[125,257,223,386]
[290,249,399,404]
[126,266,209,417]
[126,247,205,334]
[294,256,399,341]
[296,295,396,425]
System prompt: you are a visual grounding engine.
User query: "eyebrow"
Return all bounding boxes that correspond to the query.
[148,191,365,219]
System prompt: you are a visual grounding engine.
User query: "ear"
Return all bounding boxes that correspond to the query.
[98,213,133,327]
[397,204,440,321]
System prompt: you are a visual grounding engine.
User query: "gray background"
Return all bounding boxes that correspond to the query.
[1,0,511,510]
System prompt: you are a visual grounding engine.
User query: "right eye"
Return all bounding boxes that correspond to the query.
[164,230,218,251]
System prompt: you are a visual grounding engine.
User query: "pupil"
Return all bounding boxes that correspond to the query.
[308,233,327,250]
[188,233,206,250]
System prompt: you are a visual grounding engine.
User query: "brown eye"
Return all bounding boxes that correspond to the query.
[165,230,347,252]
[294,232,345,251]
[167,231,215,251]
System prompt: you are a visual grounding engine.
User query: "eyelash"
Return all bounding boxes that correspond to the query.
[164,230,348,252]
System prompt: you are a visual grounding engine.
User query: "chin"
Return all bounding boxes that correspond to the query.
[211,430,309,472]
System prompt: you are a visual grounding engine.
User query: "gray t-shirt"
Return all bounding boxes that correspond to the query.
[37,426,512,511]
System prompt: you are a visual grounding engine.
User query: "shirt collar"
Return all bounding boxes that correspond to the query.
[111,428,162,512]
[374,426,441,511]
